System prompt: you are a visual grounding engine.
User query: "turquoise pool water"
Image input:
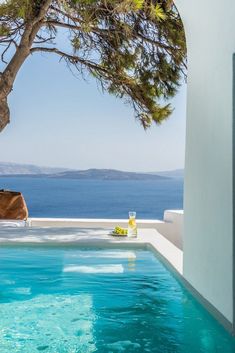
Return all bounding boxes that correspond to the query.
[0,247,234,353]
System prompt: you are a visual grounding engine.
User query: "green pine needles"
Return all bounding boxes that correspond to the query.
[0,0,186,131]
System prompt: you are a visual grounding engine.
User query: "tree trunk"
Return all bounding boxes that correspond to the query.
[0,0,52,132]
[0,96,10,132]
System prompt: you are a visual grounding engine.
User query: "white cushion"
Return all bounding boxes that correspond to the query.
[0,220,27,227]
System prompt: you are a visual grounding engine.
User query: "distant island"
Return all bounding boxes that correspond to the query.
[0,169,169,181]
[0,162,184,180]
[46,169,170,180]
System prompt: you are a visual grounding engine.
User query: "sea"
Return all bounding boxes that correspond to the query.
[0,177,183,220]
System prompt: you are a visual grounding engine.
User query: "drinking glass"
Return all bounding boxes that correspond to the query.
[128,211,137,238]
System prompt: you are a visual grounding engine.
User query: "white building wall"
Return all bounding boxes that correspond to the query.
[162,210,183,250]
[176,0,235,324]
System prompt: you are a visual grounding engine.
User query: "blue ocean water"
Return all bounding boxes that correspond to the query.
[0,247,235,353]
[0,177,183,219]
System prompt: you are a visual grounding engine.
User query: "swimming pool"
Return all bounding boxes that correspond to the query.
[0,246,234,353]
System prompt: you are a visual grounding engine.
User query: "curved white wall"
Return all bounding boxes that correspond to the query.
[175,0,235,325]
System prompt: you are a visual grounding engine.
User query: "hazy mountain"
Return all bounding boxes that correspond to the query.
[46,169,168,180]
[148,169,184,178]
[0,162,70,175]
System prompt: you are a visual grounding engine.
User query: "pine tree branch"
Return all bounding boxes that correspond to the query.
[30,46,109,74]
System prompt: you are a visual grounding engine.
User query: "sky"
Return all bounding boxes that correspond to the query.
[0,49,187,172]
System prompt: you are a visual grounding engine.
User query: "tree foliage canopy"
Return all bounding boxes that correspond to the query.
[0,0,186,131]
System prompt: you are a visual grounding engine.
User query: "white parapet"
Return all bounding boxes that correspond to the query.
[28,217,165,229]
[157,210,184,250]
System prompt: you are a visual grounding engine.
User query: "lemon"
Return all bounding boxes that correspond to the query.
[114,226,127,235]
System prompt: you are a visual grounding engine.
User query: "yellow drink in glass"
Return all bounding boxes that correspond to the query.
[128,211,137,238]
